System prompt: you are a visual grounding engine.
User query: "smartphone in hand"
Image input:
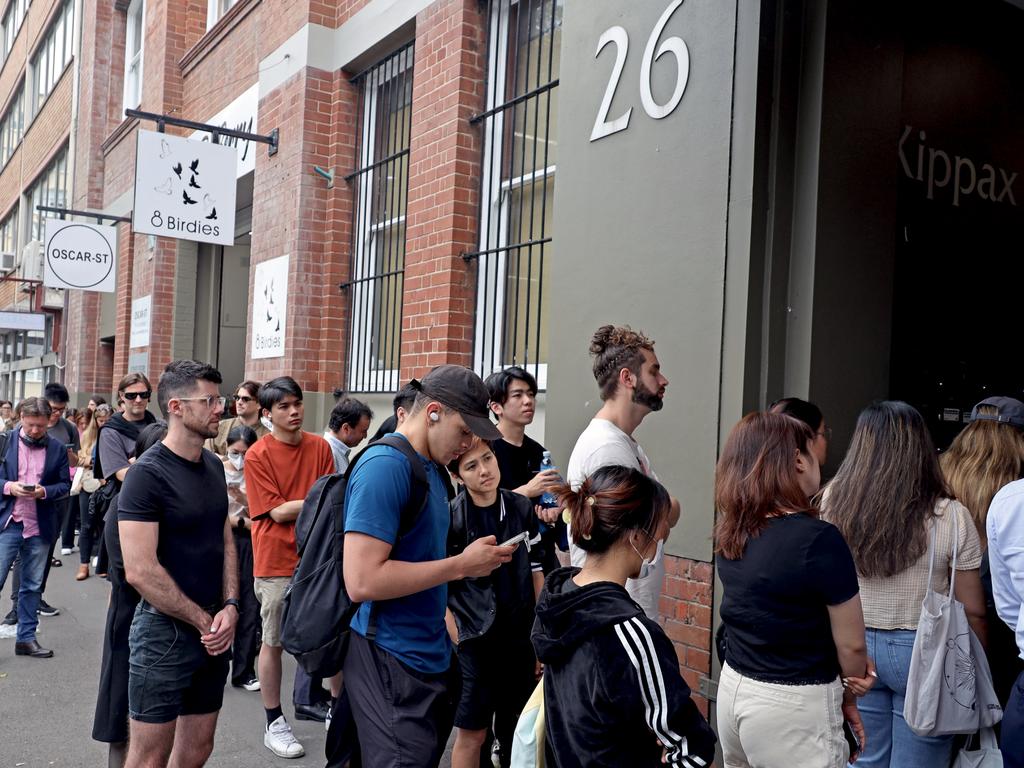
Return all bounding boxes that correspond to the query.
[21,484,36,492]
[843,720,861,760]
[499,532,529,550]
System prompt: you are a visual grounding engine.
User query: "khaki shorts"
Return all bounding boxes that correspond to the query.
[253,576,291,648]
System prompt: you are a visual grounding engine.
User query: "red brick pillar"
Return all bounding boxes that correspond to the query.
[65,0,120,398]
[247,68,341,392]
[659,557,715,716]
[400,0,487,381]
[111,222,134,383]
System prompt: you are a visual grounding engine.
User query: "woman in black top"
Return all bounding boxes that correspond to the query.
[715,411,873,767]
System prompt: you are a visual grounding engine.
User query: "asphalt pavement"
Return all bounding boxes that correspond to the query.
[0,552,456,768]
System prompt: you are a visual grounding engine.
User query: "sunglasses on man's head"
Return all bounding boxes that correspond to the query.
[123,391,151,401]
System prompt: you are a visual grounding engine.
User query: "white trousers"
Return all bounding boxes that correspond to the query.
[717,662,850,768]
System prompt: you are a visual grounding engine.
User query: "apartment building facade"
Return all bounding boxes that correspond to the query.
[0,0,76,400]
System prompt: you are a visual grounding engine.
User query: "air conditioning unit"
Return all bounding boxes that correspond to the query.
[0,251,14,273]
[20,240,42,281]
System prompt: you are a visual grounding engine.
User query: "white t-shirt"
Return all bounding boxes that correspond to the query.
[566,418,664,618]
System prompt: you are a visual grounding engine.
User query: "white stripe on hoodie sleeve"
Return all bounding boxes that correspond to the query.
[614,617,707,767]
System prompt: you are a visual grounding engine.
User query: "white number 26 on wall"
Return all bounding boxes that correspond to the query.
[590,0,690,142]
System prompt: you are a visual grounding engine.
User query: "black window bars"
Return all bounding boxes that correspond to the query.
[342,43,415,393]
[466,0,562,390]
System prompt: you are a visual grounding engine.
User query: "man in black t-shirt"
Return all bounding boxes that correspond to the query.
[484,367,561,570]
[118,360,239,768]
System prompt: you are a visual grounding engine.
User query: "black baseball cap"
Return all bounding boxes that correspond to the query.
[971,396,1024,429]
[412,365,503,440]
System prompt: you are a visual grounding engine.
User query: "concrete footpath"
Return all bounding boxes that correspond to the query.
[0,553,456,767]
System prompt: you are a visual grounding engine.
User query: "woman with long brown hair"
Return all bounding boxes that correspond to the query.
[531,465,716,768]
[940,396,1024,705]
[74,403,113,580]
[822,400,986,767]
[715,411,871,768]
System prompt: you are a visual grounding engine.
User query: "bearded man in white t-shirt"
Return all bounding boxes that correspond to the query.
[566,325,681,618]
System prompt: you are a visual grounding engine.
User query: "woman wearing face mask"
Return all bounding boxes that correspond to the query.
[222,424,262,692]
[716,411,873,768]
[531,464,717,768]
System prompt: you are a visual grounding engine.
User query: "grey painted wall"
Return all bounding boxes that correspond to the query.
[546,0,742,562]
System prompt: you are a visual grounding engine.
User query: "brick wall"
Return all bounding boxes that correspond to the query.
[399,0,485,381]
[21,69,72,178]
[659,555,715,717]
[65,0,118,399]
[111,220,134,382]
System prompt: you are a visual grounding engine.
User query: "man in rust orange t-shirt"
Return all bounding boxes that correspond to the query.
[245,376,334,759]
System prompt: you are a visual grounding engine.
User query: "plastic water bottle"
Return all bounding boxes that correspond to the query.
[539,450,559,508]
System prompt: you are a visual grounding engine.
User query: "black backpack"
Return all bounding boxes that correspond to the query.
[280,435,429,677]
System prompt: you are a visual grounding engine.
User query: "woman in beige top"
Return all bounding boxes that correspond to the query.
[821,401,986,768]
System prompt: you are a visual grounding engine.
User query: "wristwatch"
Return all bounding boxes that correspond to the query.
[223,598,240,611]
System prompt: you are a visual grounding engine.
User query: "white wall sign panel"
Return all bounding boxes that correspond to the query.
[130,295,151,349]
[43,219,117,293]
[133,129,237,246]
[251,255,288,359]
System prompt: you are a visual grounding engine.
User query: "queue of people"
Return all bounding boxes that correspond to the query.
[4,320,1024,768]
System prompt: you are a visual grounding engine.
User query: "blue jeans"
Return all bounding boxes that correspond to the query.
[1004,670,1024,768]
[0,521,50,643]
[856,628,953,767]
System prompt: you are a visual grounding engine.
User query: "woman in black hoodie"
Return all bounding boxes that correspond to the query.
[532,465,716,768]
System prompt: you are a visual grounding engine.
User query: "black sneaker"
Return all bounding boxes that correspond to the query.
[37,600,60,617]
[2,608,15,625]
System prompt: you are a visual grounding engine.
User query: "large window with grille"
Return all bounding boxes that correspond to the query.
[469,0,562,389]
[344,43,413,393]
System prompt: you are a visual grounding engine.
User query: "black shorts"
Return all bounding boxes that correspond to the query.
[127,601,229,724]
[454,628,536,731]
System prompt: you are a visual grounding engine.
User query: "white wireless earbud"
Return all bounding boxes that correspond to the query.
[429,411,440,422]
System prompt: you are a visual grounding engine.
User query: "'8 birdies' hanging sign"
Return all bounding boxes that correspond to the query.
[133,129,237,246]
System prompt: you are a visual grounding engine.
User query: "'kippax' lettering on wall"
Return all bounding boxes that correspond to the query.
[899,125,1017,207]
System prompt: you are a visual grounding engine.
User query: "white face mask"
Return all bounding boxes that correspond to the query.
[227,452,244,471]
[632,537,664,580]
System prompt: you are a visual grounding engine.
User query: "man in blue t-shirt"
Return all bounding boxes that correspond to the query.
[343,365,515,768]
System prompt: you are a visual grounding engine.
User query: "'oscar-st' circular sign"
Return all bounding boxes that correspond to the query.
[43,220,117,293]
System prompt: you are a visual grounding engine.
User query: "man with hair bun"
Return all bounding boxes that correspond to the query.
[566,324,680,619]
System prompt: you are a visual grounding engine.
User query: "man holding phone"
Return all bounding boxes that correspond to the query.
[342,365,514,767]
[0,397,71,658]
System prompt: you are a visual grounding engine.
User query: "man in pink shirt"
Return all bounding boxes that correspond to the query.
[0,397,70,657]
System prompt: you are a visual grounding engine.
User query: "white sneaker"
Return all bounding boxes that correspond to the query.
[264,716,304,758]
[60,548,72,556]
[242,677,261,692]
